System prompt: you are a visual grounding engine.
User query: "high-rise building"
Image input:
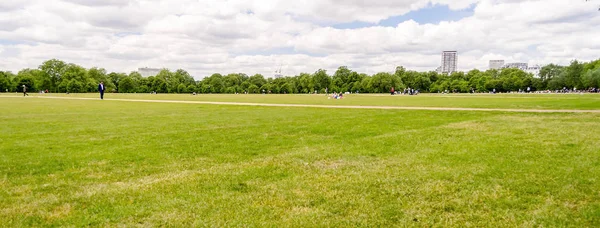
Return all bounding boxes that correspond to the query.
[489,60,505,70]
[138,67,161,77]
[441,51,457,73]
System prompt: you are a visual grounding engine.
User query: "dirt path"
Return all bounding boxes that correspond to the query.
[3,95,600,113]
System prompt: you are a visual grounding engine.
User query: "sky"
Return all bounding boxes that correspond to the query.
[0,0,599,79]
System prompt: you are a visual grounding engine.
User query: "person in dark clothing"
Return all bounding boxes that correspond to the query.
[390,87,395,95]
[98,82,105,100]
[22,85,28,96]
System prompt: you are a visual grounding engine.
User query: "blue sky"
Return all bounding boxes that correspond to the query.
[332,4,476,29]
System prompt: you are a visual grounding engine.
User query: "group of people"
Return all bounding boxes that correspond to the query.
[329,92,345,99]
[533,87,600,94]
[390,87,419,95]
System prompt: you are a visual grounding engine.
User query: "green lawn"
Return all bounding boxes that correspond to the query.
[1,96,599,226]
[3,92,600,110]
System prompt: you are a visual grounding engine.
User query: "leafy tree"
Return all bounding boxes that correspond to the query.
[564,60,584,89]
[547,75,567,90]
[14,71,37,92]
[119,77,137,93]
[63,64,87,85]
[39,59,66,92]
[88,67,107,85]
[108,72,126,92]
[333,66,357,92]
[187,85,197,93]
[583,59,600,72]
[0,71,12,92]
[66,80,84,93]
[224,73,242,88]
[249,74,267,88]
[177,83,187,93]
[6,58,600,94]
[369,72,403,93]
[248,84,259,94]
[582,68,600,89]
[539,64,565,88]
[152,76,168,93]
[296,73,313,93]
[280,83,293,94]
[312,69,330,92]
[205,73,225,93]
[360,76,372,93]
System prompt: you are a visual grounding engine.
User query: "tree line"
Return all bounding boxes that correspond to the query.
[1,58,600,94]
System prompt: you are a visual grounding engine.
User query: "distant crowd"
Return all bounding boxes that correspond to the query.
[436,87,600,94]
[390,87,420,95]
[534,87,600,94]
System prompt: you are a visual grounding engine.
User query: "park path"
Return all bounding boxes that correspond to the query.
[3,95,600,113]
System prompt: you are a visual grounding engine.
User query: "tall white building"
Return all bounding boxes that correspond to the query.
[441,51,457,73]
[138,67,161,77]
[489,60,505,70]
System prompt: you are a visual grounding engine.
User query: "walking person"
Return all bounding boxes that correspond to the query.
[22,85,29,96]
[98,81,105,100]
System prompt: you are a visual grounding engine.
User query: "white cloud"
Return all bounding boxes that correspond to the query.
[0,0,599,78]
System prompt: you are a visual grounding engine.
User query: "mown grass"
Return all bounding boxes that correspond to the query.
[3,92,600,110]
[1,97,599,227]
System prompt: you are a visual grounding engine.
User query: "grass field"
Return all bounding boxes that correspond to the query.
[5,92,600,110]
[1,94,600,226]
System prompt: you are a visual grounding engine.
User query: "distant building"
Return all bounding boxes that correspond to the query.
[489,60,505,70]
[526,65,542,77]
[138,67,161,77]
[441,51,457,73]
[274,68,283,79]
[503,62,528,70]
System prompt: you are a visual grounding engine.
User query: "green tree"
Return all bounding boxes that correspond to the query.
[582,68,600,89]
[0,71,12,92]
[14,70,37,92]
[296,73,313,93]
[539,64,565,89]
[66,80,84,93]
[108,72,126,92]
[177,83,187,93]
[248,84,259,94]
[312,69,330,92]
[119,77,137,93]
[39,59,66,93]
[152,76,167,93]
[224,73,242,88]
[564,60,584,89]
[333,66,356,92]
[548,75,567,90]
[249,74,267,89]
[16,69,43,92]
[87,68,107,88]
[205,73,225,93]
[369,72,403,93]
[187,84,197,93]
[414,73,432,91]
